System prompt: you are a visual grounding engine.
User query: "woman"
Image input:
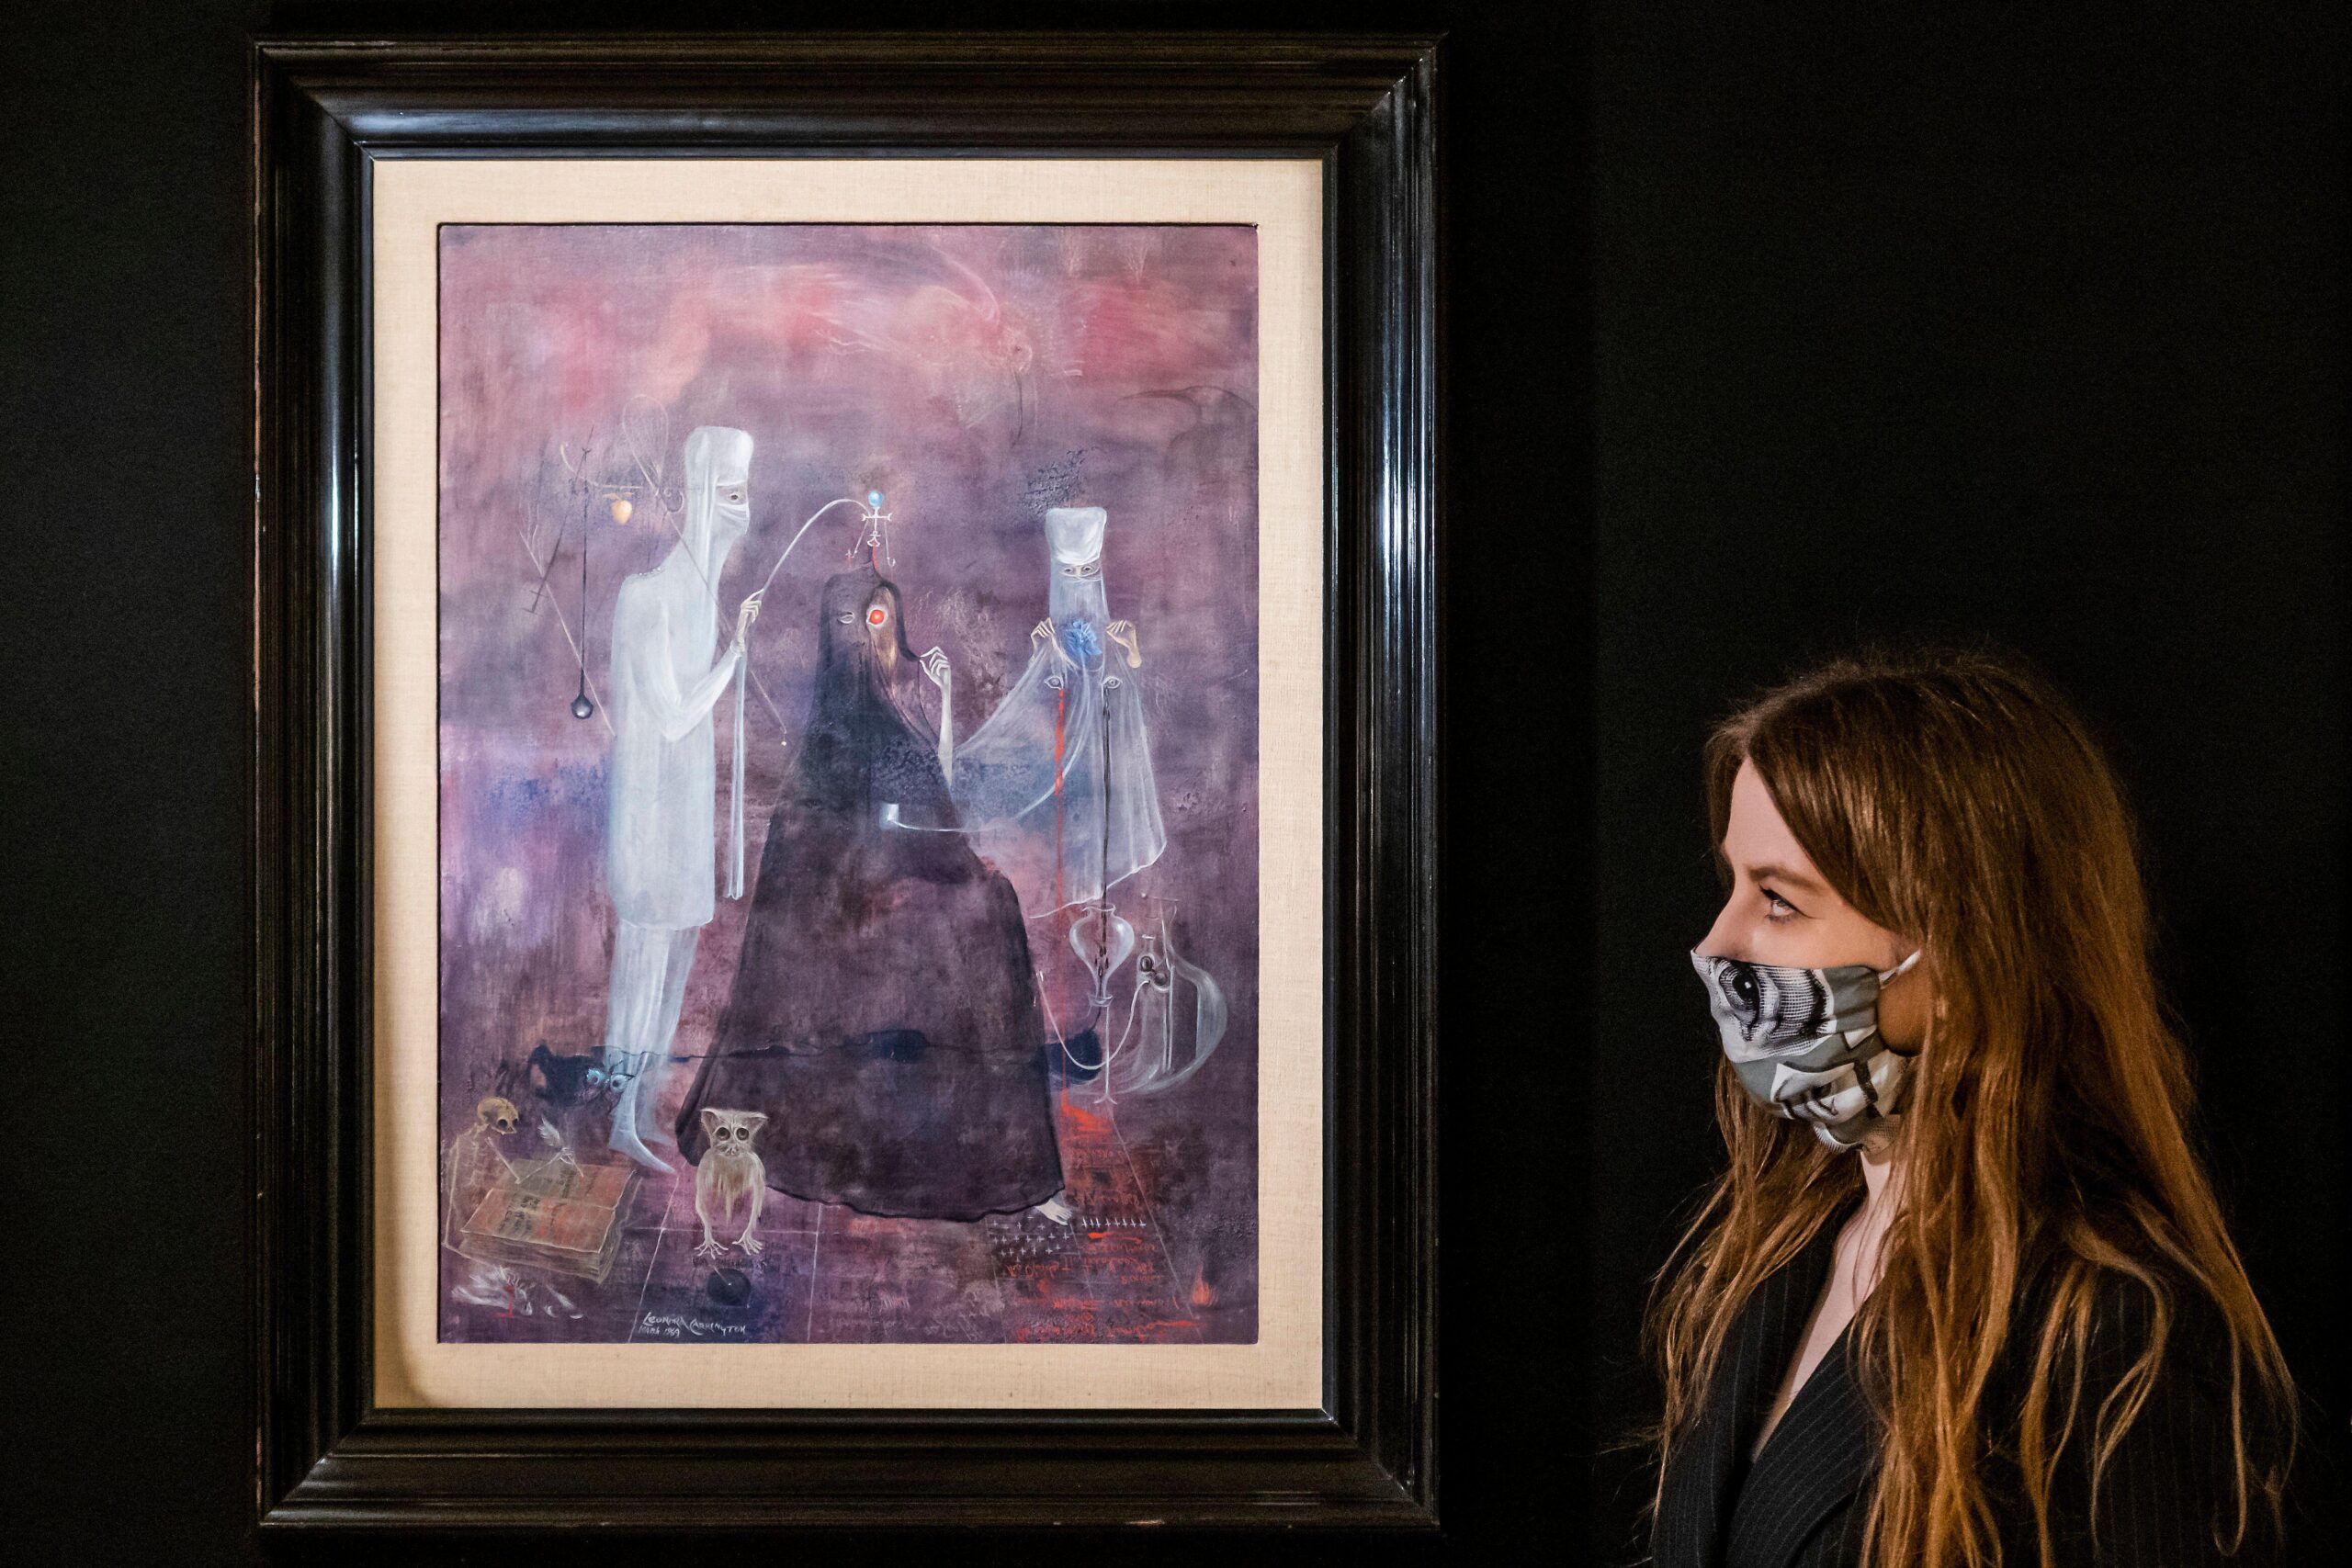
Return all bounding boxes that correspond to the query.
[1640,646,2301,1567]
[674,564,1068,1222]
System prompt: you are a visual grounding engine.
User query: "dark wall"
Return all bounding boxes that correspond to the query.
[5,0,2343,1562]
[6,1,268,1563]
[1590,3,2348,1562]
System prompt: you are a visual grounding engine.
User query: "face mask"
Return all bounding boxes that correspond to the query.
[1688,945,1923,1151]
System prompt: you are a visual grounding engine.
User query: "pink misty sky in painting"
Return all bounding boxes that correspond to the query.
[435,223,1261,1346]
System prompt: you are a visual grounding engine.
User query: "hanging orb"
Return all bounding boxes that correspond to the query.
[606,494,633,525]
[571,693,595,721]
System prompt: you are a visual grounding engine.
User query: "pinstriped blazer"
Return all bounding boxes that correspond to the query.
[1646,1195,2279,1568]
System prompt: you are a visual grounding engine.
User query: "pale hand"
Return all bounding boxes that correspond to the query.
[1033,619,1076,668]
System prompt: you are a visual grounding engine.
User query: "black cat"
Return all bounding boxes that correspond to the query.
[526,1042,607,1109]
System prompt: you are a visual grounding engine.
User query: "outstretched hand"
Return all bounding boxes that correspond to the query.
[735,590,764,647]
[1033,618,1076,669]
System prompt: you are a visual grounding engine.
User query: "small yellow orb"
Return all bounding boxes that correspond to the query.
[608,496,633,525]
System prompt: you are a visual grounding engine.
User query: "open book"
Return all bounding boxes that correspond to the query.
[457,1152,641,1285]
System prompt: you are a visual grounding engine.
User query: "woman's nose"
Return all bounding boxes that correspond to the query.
[1698,898,1741,959]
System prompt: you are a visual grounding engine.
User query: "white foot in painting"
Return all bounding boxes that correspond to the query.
[609,1122,675,1176]
[608,1077,675,1174]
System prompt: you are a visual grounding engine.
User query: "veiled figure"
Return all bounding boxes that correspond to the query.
[948,504,1168,916]
[675,564,1065,1220]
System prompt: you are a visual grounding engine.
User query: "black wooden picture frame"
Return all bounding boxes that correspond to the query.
[252,30,1441,1533]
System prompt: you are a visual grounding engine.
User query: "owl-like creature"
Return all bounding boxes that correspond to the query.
[694,1108,770,1261]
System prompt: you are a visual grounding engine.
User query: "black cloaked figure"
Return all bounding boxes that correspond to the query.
[675,564,1067,1220]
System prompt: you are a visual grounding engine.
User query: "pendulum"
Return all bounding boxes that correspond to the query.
[854,490,891,567]
[569,538,596,720]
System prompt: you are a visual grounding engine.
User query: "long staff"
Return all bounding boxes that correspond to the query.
[723,494,874,897]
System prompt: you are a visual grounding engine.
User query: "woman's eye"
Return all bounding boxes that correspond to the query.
[1762,889,1800,922]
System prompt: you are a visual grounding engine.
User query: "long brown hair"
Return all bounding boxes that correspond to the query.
[1633,642,2299,1565]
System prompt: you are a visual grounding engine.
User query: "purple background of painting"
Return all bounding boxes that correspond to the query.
[434,224,1261,1343]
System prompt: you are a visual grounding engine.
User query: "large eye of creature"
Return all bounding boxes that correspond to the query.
[866,605,888,627]
[1709,958,1828,1045]
[1730,966,1759,1012]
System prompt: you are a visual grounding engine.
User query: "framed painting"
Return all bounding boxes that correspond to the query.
[252,30,1439,1531]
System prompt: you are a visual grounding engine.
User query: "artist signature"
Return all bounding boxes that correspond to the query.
[638,1311,752,1340]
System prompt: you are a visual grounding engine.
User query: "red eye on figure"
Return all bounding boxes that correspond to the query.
[867,607,888,626]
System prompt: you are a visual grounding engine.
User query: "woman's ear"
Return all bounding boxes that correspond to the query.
[1879,953,1938,1051]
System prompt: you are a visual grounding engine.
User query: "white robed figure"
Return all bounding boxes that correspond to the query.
[947,505,1168,924]
[600,424,760,1173]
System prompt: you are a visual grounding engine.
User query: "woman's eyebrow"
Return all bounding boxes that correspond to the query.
[1746,863,1827,896]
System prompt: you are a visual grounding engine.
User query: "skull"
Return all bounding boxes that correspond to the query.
[477,1096,519,1136]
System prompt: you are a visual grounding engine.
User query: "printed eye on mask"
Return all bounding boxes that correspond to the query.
[1688,946,1923,1152]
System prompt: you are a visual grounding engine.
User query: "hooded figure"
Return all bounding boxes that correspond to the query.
[599,424,756,1173]
[675,565,1066,1221]
[947,505,1168,916]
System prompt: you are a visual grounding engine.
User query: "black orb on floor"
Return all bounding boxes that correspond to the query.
[707,1267,752,1306]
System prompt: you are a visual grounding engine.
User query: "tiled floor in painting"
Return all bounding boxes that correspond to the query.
[441,1084,1218,1346]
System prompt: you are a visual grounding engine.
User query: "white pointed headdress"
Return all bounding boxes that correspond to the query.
[1045,505,1107,566]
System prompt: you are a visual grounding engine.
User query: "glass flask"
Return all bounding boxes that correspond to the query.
[1067,900,1135,1012]
[1105,899,1228,1098]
